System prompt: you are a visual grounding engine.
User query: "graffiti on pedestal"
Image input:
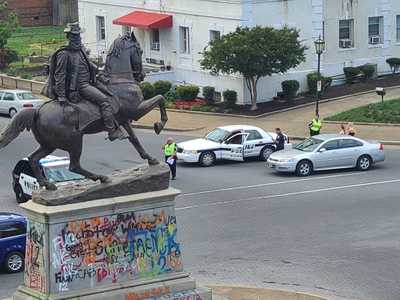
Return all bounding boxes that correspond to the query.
[25,221,46,293]
[50,207,183,293]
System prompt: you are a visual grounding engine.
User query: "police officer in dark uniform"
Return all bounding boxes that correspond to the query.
[274,128,285,151]
[50,22,123,141]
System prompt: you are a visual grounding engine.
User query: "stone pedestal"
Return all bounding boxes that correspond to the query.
[14,184,211,300]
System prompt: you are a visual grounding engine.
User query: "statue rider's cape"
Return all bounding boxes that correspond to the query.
[41,47,119,131]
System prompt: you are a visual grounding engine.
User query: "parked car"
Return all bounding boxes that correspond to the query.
[267,134,385,176]
[0,89,45,117]
[12,155,85,203]
[0,212,26,273]
[177,125,289,167]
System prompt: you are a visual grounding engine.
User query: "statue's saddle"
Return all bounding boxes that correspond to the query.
[76,98,120,131]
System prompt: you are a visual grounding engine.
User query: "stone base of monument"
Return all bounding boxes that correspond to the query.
[14,165,211,300]
[14,277,211,300]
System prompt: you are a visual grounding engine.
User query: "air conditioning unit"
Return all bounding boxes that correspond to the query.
[339,39,353,48]
[369,36,381,45]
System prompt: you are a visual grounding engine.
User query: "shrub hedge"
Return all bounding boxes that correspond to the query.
[386,57,400,74]
[153,80,172,95]
[223,89,237,107]
[281,80,300,100]
[176,85,199,101]
[202,86,215,104]
[359,64,375,80]
[164,88,178,103]
[343,67,361,84]
[139,82,155,100]
[307,72,332,95]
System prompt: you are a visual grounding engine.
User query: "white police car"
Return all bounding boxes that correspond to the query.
[177,125,289,167]
[12,155,84,203]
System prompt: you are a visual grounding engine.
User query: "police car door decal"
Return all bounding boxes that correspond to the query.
[244,143,256,157]
[19,173,40,196]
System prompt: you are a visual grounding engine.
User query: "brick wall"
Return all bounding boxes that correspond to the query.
[7,0,52,26]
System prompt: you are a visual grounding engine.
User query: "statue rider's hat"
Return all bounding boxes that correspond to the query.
[64,22,85,35]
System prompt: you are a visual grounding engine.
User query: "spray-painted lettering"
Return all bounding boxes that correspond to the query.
[50,207,183,293]
[25,221,46,293]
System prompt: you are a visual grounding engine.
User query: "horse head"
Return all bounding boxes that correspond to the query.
[105,31,144,82]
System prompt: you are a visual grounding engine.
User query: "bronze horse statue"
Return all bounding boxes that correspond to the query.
[0,32,168,190]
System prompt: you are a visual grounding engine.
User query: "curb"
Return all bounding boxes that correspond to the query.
[161,84,400,119]
[132,125,400,145]
[132,123,205,132]
[163,108,255,119]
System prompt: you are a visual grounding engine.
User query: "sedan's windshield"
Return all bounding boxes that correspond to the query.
[294,138,323,152]
[17,92,37,100]
[206,128,229,143]
[43,165,85,183]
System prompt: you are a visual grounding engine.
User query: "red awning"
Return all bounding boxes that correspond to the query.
[113,11,173,29]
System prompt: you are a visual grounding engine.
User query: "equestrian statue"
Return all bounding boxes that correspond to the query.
[0,22,168,191]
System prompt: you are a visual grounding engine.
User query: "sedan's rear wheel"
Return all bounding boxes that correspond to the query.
[357,155,372,171]
[199,151,216,167]
[296,160,313,176]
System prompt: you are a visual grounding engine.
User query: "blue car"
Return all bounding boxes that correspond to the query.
[0,212,26,273]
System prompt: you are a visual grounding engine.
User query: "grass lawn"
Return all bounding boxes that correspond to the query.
[326,98,400,124]
[7,26,66,56]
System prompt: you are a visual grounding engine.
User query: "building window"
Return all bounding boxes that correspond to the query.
[339,19,354,48]
[179,26,190,54]
[214,91,221,102]
[122,26,131,35]
[151,29,160,51]
[368,16,383,45]
[96,16,106,41]
[397,15,400,42]
[209,30,221,42]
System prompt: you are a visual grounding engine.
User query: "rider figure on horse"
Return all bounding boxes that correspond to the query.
[44,22,124,141]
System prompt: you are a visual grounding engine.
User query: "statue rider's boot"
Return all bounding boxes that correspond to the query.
[101,103,125,141]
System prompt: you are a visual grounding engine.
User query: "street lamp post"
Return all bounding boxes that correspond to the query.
[314,36,325,117]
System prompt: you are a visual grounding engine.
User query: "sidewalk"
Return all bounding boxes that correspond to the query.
[211,285,330,300]
[136,87,400,144]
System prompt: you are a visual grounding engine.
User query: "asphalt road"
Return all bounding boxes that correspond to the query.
[0,118,400,300]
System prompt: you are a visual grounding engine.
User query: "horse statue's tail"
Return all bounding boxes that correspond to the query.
[0,109,36,149]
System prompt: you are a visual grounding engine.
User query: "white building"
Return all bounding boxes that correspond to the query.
[78,0,400,105]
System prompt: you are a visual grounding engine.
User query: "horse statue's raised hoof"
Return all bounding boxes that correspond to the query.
[148,158,159,166]
[98,175,111,184]
[154,122,163,135]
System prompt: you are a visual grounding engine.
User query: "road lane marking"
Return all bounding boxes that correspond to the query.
[176,178,400,211]
[180,172,368,197]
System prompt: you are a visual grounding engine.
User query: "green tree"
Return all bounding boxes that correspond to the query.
[0,0,18,68]
[201,26,307,110]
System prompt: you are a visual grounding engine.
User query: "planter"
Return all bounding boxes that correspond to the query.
[172,99,206,110]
